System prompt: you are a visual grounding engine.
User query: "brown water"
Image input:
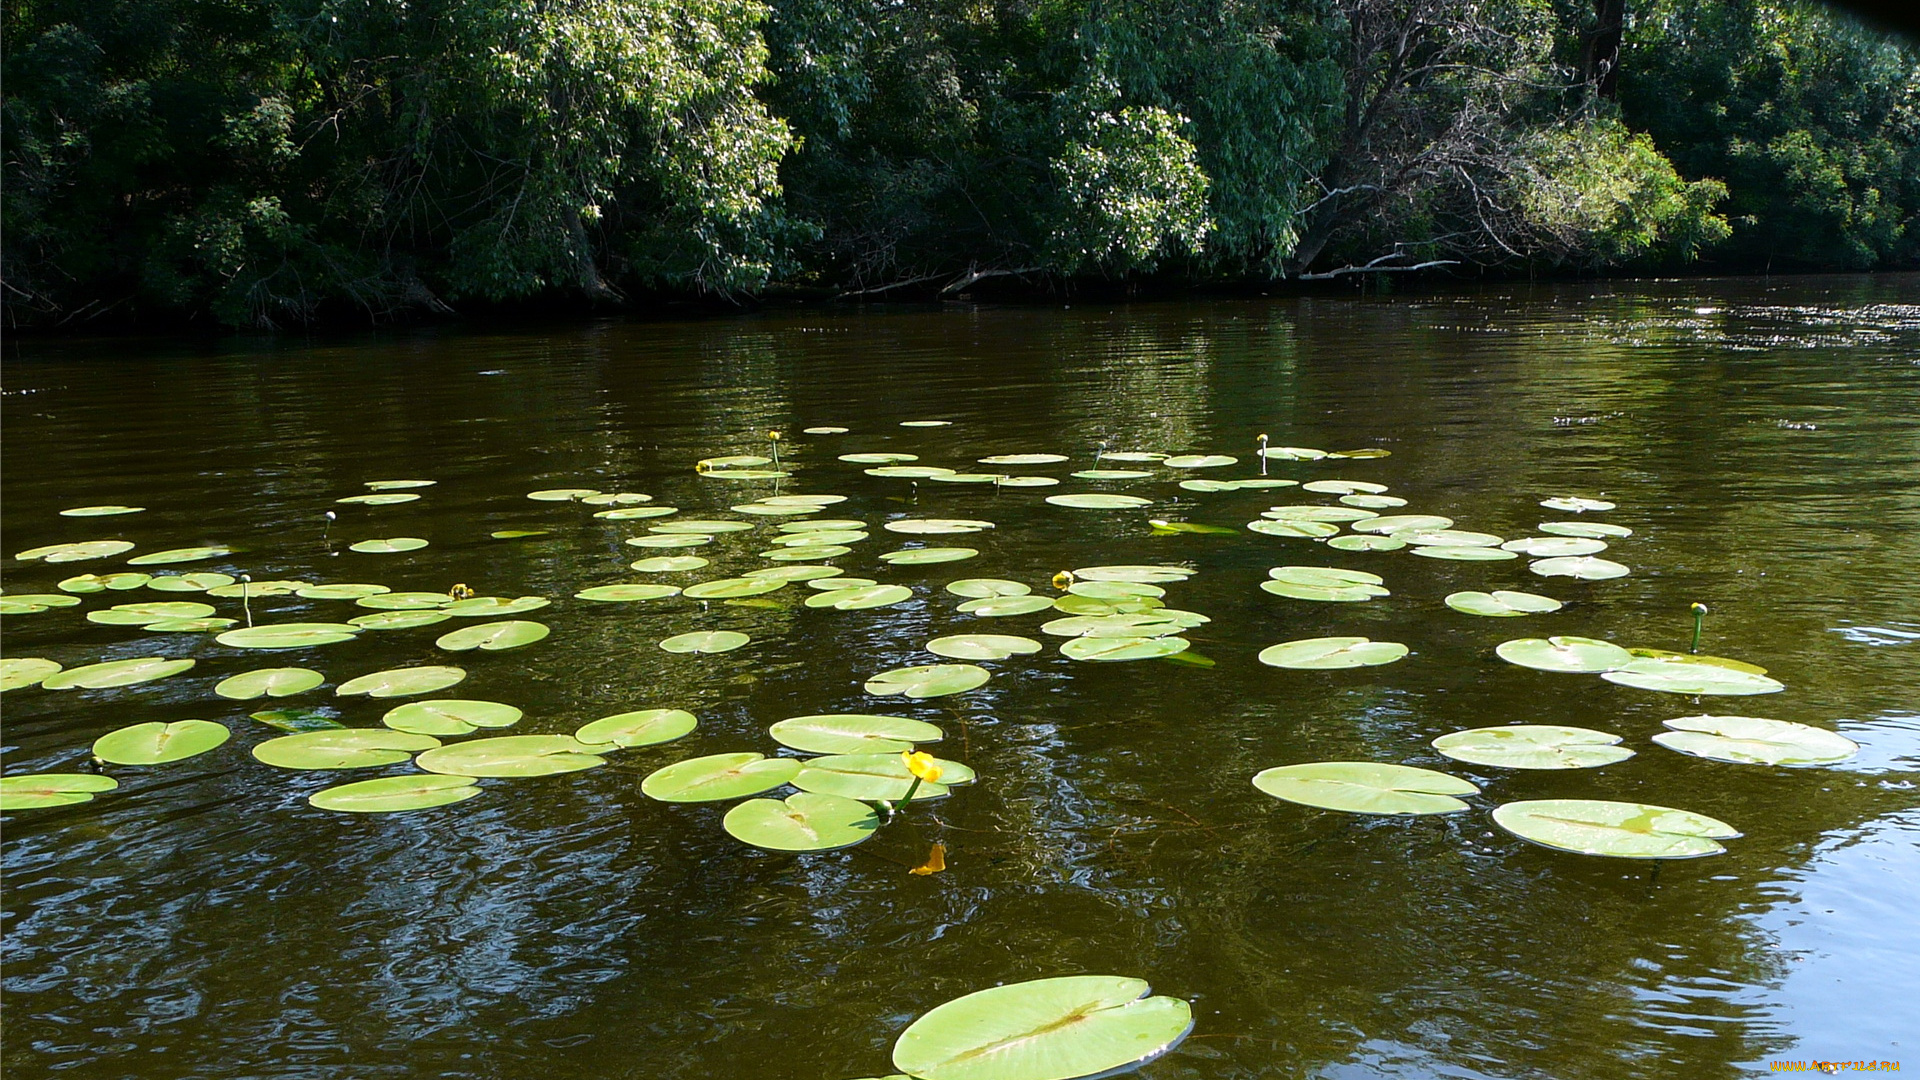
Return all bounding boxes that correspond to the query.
[3,276,1918,1080]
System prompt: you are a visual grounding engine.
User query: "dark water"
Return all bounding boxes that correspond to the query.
[4,277,1918,1080]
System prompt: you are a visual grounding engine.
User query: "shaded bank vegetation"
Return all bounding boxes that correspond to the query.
[4,0,1915,327]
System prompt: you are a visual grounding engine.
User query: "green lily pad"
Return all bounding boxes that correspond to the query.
[926,472,1005,484]
[884,518,996,535]
[349,538,429,554]
[365,479,436,490]
[1351,514,1452,535]
[16,540,136,563]
[1410,544,1518,562]
[145,617,237,632]
[336,665,467,697]
[629,556,710,573]
[864,664,990,698]
[1432,726,1633,769]
[627,535,714,550]
[1493,799,1738,858]
[575,709,698,748]
[781,519,868,533]
[698,454,773,468]
[1073,565,1195,584]
[745,565,843,583]
[977,453,1068,465]
[869,466,959,479]
[1404,529,1504,548]
[660,630,750,653]
[416,735,606,777]
[1495,636,1632,673]
[61,505,146,517]
[216,667,326,699]
[1247,519,1340,538]
[892,975,1193,1080]
[804,426,850,434]
[146,572,236,592]
[308,775,481,813]
[926,634,1043,660]
[356,591,455,610]
[296,583,392,600]
[758,494,848,507]
[92,720,231,765]
[652,520,755,535]
[1,658,64,691]
[1257,637,1408,669]
[248,708,347,732]
[1,593,85,614]
[206,579,307,598]
[1538,521,1633,539]
[733,502,823,516]
[1052,595,1167,617]
[1047,493,1153,509]
[41,656,196,690]
[806,585,914,610]
[1540,496,1617,512]
[88,601,218,626]
[791,752,973,801]
[808,576,880,590]
[1326,534,1406,552]
[1501,536,1608,557]
[945,578,1031,598]
[1067,580,1167,600]
[1264,505,1378,523]
[217,623,362,649]
[1061,635,1191,661]
[58,572,151,592]
[1253,761,1477,814]
[1652,715,1857,765]
[575,583,682,602]
[1164,454,1237,468]
[998,476,1061,487]
[641,752,801,802]
[126,545,235,565]
[763,544,851,560]
[594,506,679,521]
[335,493,422,506]
[1100,451,1167,462]
[382,699,524,736]
[253,729,443,769]
[1260,445,1328,460]
[1147,519,1239,535]
[700,468,791,480]
[769,715,943,755]
[1624,648,1768,674]
[580,491,653,506]
[684,578,786,599]
[1261,566,1389,602]
[1043,612,1199,638]
[527,488,601,501]
[879,547,979,565]
[443,596,551,617]
[348,610,452,631]
[840,452,919,464]
[0,773,119,809]
[1444,590,1563,616]
[1600,659,1785,695]
[724,792,881,852]
[956,595,1056,616]
[1072,468,1155,480]
[436,621,549,651]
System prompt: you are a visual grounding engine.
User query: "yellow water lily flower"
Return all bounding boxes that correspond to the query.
[1051,570,1076,590]
[901,750,943,784]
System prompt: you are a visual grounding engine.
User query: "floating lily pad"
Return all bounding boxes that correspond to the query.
[684,578,785,599]
[1540,496,1616,513]
[92,720,231,765]
[652,520,755,535]
[147,617,238,632]
[495,528,553,538]
[349,537,429,554]
[724,792,881,852]
[1263,505,1377,523]
[1073,565,1195,584]
[892,975,1193,1080]
[808,576,880,590]
[1493,798,1738,858]
[336,665,467,697]
[1253,761,1477,814]
[0,773,119,809]
[443,595,551,617]
[763,544,852,561]
[1100,451,1167,462]
[253,729,442,769]
[1,593,85,614]
[308,775,480,813]
[792,752,973,801]
[1601,659,1785,695]
[1339,494,1408,509]
[956,595,1056,616]
[1072,468,1155,480]
[248,708,346,732]
[58,572,151,592]
[628,535,714,549]
[1432,726,1633,769]
[641,752,801,802]
[1147,519,1239,535]
[1403,529,1504,548]
[978,453,1068,465]
[702,468,791,480]
[16,540,136,563]
[206,579,307,598]
[840,452,919,464]
[1501,536,1608,557]
[629,556,709,573]
[660,630,750,653]
[1625,648,1768,674]
[1247,519,1340,538]
[1652,715,1857,765]
[216,667,325,699]
[761,494,849,507]
[864,663,990,698]
[1538,520,1633,539]
[296,583,392,600]
[880,547,978,565]
[804,426,850,434]
[366,479,436,490]
[781,519,868,532]
[436,620,549,652]
[1061,635,1191,661]
[1410,544,1518,561]
[89,601,218,626]
[806,585,914,610]
[575,583,682,602]
[575,709,698,748]
[1163,454,1237,468]
[868,466,958,479]
[900,419,952,427]
[348,610,451,631]
[1444,590,1563,617]
[1495,636,1632,673]
[61,505,146,517]
[733,502,823,516]
[1046,493,1153,509]
[127,545,235,565]
[146,572,236,593]
[769,715,943,755]
[356,591,454,610]
[745,565,843,583]
[885,518,995,535]
[1351,514,1452,535]
[945,578,1031,598]
[416,735,606,777]
[1257,637,1408,669]
[383,699,524,736]
[1260,445,1328,460]
[926,634,1043,660]
[594,507,680,523]
[699,455,773,469]
[1051,595,1168,617]
[999,475,1060,487]
[217,622,362,649]
[335,493,421,506]
[1,658,63,691]
[41,656,196,689]
[527,488,601,501]
[1261,566,1389,602]
[1303,480,1388,495]
[1044,612,1199,638]
[1326,534,1406,552]
[580,492,653,506]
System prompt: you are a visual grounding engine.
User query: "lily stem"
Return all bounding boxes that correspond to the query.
[1690,603,1707,654]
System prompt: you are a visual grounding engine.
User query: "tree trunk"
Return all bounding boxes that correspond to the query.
[1581,0,1626,98]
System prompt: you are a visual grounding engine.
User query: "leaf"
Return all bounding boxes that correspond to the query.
[575,709,698,748]
[863,664,990,698]
[891,975,1193,1080]
[641,752,801,802]
[92,720,231,765]
[769,714,943,755]
[1257,637,1407,669]
[308,775,480,813]
[0,773,118,810]
[1652,715,1856,765]
[723,792,881,852]
[215,667,325,700]
[1493,798,1739,859]
[415,735,606,777]
[336,665,467,697]
[659,630,750,653]
[1431,726,1633,770]
[41,656,196,690]
[382,699,524,736]
[253,729,442,769]
[1252,761,1478,814]
[435,620,550,651]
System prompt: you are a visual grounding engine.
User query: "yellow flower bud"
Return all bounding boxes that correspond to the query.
[901,750,943,784]
[1052,570,1076,590]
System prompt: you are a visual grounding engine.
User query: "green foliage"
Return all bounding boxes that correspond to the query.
[1620,0,1920,270]
[1512,120,1732,266]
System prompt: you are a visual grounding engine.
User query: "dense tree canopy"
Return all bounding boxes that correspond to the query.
[3,0,1914,325]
